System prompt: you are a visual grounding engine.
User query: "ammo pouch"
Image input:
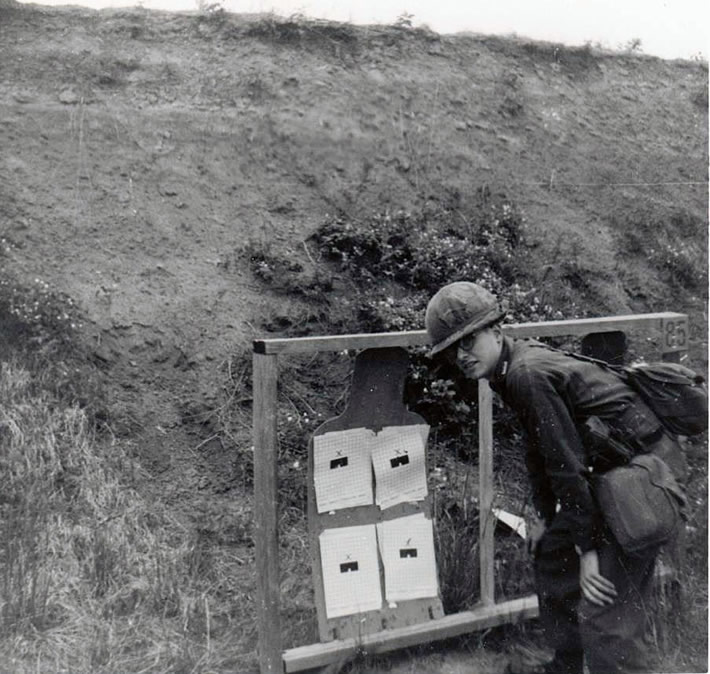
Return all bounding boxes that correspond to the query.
[581,416,635,471]
[593,453,687,556]
[581,403,663,471]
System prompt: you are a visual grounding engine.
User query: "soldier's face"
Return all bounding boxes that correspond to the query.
[455,327,502,380]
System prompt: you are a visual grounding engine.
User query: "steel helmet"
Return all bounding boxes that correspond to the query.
[425,282,505,356]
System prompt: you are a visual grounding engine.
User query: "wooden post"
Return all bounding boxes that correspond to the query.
[658,315,689,634]
[253,351,282,674]
[478,379,495,606]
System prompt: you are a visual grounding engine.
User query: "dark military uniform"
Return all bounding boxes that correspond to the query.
[489,337,686,674]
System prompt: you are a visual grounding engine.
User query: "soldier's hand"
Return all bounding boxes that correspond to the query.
[579,549,617,606]
[525,515,546,556]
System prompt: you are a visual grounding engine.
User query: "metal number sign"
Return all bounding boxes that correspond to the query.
[660,315,689,354]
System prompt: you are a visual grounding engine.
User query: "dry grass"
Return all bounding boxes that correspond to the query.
[0,360,258,673]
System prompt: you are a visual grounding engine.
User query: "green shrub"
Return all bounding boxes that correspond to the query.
[0,273,106,423]
[313,197,524,291]
[615,207,708,295]
[648,240,702,291]
[241,239,334,302]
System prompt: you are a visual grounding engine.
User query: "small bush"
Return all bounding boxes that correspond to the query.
[196,0,224,14]
[241,239,334,302]
[0,274,80,347]
[313,198,525,291]
[0,272,107,423]
[242,15,360,61]
[648,240,702,291]
[614,207,708,294]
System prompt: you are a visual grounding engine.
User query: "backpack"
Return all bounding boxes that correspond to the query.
[621,362,708,437]
[534,343,708,437]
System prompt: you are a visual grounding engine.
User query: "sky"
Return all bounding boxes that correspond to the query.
[25,0,709,60]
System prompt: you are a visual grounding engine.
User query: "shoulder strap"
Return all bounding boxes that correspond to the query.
[526,340,627,374]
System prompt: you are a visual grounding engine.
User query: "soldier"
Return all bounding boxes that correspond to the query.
[424,281,686,674]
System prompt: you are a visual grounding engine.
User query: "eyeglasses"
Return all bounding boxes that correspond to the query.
[458,333,478,351]
[440,331,479,363]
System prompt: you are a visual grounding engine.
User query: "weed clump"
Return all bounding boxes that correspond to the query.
[614,206,708,296]
[241,15,360,62]
[0,273,80,346]
[241,190,565,446]
[243,240,334,303]
[0,272,106,423]
[314,196,523,294]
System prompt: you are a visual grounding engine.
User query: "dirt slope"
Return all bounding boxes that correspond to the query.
[2,3,707,411]
[0,2,708,670]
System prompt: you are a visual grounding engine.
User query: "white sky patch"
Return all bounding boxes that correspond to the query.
[19,0,709,59]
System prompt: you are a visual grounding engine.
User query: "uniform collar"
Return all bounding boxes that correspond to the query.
[490,336,514,385]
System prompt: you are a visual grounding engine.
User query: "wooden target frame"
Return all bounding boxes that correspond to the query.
[252,312,689,673]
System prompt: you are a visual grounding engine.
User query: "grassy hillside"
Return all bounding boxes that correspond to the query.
[0,1,707,671]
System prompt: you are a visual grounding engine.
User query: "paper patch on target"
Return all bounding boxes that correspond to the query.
[319,524,383,618]
[371,425,428,509]
[313,428,374,513]
[376,513,439,602]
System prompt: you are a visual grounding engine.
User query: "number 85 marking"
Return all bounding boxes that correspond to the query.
[661,317,688,353]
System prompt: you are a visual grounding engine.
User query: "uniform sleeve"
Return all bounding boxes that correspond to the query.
[508,365,601,552]
[524,439,557,524]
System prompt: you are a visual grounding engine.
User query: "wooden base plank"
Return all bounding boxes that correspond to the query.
[282,595,540,673]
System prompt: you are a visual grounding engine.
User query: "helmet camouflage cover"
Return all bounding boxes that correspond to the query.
[425,282,505,356]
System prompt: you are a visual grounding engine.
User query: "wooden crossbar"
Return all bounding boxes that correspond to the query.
[253,312,687,354]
